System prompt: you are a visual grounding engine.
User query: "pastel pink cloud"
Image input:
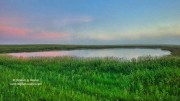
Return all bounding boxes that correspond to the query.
[0,25,70,41]
[0,16,71,41]
[0,16,26,26]
[0,25,31,37]
[33,32,70,40]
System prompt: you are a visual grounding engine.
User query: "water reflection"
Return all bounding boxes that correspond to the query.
[7,48,171,59]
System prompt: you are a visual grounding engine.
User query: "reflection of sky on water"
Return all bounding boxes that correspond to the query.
[7,48,171,59]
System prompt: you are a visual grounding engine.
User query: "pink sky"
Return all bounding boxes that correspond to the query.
[0,16,71,42]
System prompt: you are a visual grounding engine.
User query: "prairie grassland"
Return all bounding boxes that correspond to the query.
[0,55,180,101]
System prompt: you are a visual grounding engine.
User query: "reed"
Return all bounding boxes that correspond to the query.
[0,55,179,100]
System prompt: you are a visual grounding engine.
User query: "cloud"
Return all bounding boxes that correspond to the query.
[0,26,71,41]
[126,24,180,40]
[0,16,27,26]
[62,16,93,24]
[0,15,71,40]
[0,25,31,37]
[31,32,70,40]
[85,23,180,41]
[53,16,94,26]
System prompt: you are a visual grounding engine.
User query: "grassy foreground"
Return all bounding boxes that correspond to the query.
[0,55,180,101]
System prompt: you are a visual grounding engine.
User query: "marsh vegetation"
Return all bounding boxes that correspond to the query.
[0,45,180,100]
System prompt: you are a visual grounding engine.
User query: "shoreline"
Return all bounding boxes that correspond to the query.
[0,44,180,56]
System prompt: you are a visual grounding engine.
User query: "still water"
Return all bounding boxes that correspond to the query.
[7,48,171,59]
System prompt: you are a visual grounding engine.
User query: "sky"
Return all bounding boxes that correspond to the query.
[0,0,180,45]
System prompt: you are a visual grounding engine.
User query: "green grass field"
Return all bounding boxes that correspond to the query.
[0,45,180,101]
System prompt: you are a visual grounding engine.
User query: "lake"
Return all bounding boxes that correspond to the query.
[7,48,171,59]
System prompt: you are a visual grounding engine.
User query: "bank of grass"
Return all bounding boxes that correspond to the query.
[0,55,180,101]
